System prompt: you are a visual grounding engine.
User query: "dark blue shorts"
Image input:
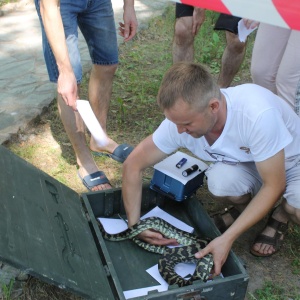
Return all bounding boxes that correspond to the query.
[35,0,118,83]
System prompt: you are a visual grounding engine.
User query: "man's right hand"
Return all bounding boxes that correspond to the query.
[57,69,78,110]
[192,7,205,36]
[40,0,78,110]
[243,18,259,29]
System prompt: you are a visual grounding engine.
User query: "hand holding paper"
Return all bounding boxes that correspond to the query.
[238,19,258,42]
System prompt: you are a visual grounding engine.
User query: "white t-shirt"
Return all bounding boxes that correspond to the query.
[153,84,300,163]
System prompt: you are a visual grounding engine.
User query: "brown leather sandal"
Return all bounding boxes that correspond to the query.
[211,206,241,233]
[250,216,289,257]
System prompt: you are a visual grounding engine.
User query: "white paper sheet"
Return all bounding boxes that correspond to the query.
[153,151,208,184]
[97,218,127,234]
[238,19,258,42]
[124,261,224,299]
[141,206,194,233]
[98,206,193,234]
[146,263,197,286]
[146,263,224,290]
[76,99,109,147]
[147,265,170,286]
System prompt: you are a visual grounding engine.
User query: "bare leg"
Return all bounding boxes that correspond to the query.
[218,31,247,88]
[88,64,119,154]
[172,16,195,63]
[57,93,111,190]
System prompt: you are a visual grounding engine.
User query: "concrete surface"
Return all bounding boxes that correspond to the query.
[0,0,169,144]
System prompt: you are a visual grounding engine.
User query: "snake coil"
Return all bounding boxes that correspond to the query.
[98,216,214,287]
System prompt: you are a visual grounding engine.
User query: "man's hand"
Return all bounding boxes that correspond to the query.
[57,68,78,110]
[243,18,259,29]
[192,7,205,36]
[195,235,233,276]
[119,1,138,42]
[40,0,78,110]
[137,229,179,246]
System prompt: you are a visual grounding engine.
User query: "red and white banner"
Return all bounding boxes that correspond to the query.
[173,0,300,30]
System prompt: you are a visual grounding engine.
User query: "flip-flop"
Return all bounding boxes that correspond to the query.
[92,143,134,163]
[77,171,111,191]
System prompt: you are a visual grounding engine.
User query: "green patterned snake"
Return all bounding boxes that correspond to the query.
[98,216,214,287]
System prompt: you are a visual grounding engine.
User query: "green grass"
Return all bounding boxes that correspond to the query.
[249,281,300,300]
[288,223,300,275]
[9,144,39,161]
[1,279,15,300]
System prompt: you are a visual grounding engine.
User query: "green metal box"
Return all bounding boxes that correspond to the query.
[0,145,249,299]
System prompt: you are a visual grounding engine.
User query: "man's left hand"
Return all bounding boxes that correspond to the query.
[119,2,138,41]
[137,229,179,246]
[195,235,233,276]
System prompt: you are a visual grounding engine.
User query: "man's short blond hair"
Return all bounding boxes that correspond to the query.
[157,62,221,111]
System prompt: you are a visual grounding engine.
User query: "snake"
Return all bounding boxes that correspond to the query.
[98,216,214,287]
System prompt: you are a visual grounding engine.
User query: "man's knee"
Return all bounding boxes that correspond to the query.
[207,171,250,198]
[174,17,194,46]
[92,63,118,77]
[205,163,260,198]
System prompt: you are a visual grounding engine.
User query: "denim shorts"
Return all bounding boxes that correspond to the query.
[35,0,118,83]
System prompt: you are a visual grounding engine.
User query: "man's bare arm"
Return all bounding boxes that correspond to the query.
[122,135,167,226]
[122,136,178,245]
[40,0,77,109]
[118,0,138,41]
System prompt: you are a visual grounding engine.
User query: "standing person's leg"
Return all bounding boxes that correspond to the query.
[88,64,118,153]
[275,29,300,112]
[79,0,133,163]
[172,4,196,63]
[57,94,112,190]
[251,24,290,95]
[218,31,246,87]
[214,14,247,88]
[35,0,111,191]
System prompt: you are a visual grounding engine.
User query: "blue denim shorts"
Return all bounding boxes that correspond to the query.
[35,0,118,83]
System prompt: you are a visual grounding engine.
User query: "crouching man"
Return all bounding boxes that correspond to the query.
[122,62,300,276]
